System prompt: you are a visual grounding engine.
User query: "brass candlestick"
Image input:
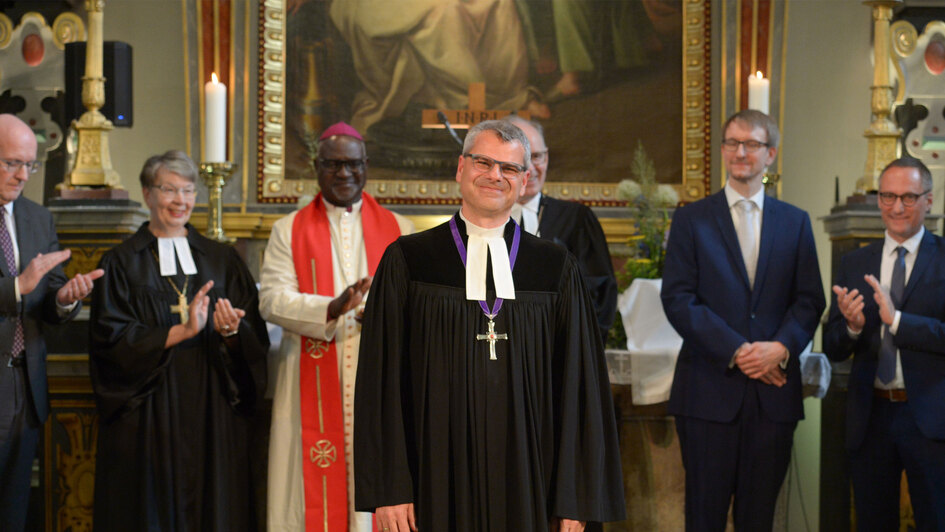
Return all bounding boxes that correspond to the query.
[199,161,237,243]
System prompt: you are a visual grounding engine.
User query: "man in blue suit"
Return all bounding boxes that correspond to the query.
[824,157,945,531]
[661,110,825,531]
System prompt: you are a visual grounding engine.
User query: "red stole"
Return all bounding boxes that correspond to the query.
[291,193,401,531]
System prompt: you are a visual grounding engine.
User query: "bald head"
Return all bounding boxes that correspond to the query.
[0,114,38,205]
[0,114,36,148]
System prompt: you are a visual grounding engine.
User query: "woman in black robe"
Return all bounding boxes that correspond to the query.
[89,151,268,531]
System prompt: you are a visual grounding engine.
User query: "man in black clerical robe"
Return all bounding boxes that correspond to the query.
[502,115,617,338]
[90,153,268,532]
[355,120,625,531]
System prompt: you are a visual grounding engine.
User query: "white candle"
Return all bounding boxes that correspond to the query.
[204,72,227,162]
[747,71,770,115]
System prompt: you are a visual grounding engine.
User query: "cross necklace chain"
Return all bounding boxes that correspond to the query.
[449,217,521,361]
[150,247,191,324]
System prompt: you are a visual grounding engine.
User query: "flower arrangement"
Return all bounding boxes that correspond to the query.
[607,141,678,348]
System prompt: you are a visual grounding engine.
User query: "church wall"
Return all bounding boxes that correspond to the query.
[781,2,872,530]
[102,0,188,204]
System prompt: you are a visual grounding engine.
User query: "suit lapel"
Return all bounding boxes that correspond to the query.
[711,191,751,289]
[902,230,937,304]
[13,199,37,274]
[537,195,552,236]
[867,241,883,277]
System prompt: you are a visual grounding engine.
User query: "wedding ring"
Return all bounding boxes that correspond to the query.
[223,325,230,331]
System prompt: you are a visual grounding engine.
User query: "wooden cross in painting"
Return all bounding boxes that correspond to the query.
[422,82,531,129]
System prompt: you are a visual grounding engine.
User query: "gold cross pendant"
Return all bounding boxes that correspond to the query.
[170,293,189,324]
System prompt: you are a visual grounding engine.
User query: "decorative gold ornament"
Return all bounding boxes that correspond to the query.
[55,412,97,532]
[310,440,337,468]
[199,161,237,243]
[305,338,329,359]
[51,12,86,49]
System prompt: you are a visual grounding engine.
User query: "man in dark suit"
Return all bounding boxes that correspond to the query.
[661,110,825,531]
[0,114,103,530]
[824,157,945,531]
[501,115,617,337]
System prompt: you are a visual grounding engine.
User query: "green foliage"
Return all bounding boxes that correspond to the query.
[607,141,676,349]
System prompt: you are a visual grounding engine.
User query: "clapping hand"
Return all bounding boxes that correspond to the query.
[185,281,214,336]
[213,297,246,337]
[864,274,896,325]
[327,276,372,321]
[832,284,866,332]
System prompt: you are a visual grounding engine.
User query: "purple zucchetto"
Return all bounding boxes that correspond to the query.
[319,122,364,141]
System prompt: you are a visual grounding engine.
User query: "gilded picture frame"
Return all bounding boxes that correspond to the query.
[258,0,710,205]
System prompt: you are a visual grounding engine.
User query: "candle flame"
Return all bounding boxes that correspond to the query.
[755,71,764,79]
[211,72,219,84]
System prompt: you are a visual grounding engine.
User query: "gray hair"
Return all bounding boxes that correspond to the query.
[462,120,531,167]
[500,114,544,140]
[722,109,780,149]
[880,157,933,192]
[139,150,199,188]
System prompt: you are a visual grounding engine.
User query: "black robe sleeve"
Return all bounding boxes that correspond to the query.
[551,255,626,522]
[215,244,270,415]
[89,248,176,421]
[353,240,415,511]
[541,199,617,337]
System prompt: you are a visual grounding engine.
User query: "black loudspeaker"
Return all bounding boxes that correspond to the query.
[64,41,133,127]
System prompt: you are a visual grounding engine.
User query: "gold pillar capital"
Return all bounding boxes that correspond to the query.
[84,0,106,13]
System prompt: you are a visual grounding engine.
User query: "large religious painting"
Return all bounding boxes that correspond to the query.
[258,0,710,205]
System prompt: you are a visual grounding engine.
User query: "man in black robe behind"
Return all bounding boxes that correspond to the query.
[89,151,269,531]
[354,121,625,531]
[501,115,617,339]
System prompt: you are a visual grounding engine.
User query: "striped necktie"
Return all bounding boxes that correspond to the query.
[0,210,24,358]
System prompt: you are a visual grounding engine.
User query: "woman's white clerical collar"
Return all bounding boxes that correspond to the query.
[458,211,515,301]
[157,237,197,276]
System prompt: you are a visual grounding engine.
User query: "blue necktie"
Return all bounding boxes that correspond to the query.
[878,246,906,384]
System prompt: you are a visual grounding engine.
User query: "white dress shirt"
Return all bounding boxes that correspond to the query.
[511,193,541,236]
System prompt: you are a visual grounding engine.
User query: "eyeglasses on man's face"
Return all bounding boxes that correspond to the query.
[463,153,526,179]
[721,139,769,153]
[530,150,548,165]
[0,159,42,175]
[151,184,198,199]
[878,190,930,207]
[317,158,365,173]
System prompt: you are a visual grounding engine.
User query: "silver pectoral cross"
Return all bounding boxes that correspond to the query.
[476,318,508,360]
[170,294,189,324]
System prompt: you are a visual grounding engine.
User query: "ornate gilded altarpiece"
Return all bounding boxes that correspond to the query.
[257,0,711,206]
